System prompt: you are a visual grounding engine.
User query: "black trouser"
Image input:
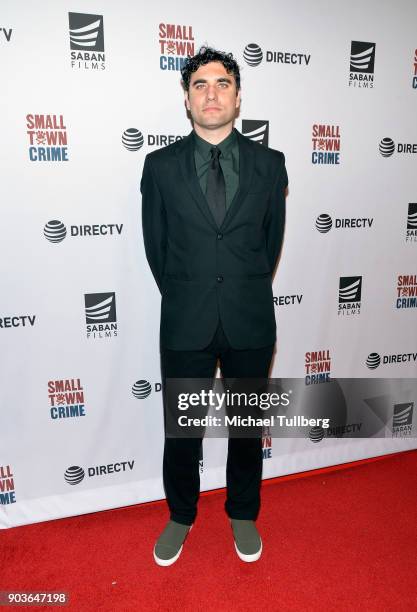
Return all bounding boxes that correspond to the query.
[160,321,275,526]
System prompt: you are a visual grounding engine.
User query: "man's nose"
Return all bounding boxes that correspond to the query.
[206,85,217,101]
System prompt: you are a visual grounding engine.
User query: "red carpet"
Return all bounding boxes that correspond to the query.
[1,450,417,611]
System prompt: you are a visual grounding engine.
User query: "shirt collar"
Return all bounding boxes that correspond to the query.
[193,128,237,161]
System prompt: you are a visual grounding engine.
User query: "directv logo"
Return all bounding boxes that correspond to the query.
[64,466,85,485]
[243,42,310,67]
[338,276,362,316]
[379,138,395,157]
[122,128,185,151]
[379,137,417,156]
[243,44,263,66]
[69,12,105,70]
[132,380,162,399]
[366,351,417,369]
[122,129,144,151]
[349,41,375,88]
[44,220,67,243]
[242,120,269,146]
[44,220,123,241]
[132,380,152,399]
[316,214,332,233]
[84,292,117,339]
[315,214,373,232]
[64,461,135,485]
[366,353,381,369]
[309,426,325,443]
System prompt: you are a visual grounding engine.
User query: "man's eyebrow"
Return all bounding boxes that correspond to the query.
[191,77,233,86]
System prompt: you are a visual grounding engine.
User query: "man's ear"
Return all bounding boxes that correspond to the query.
[235,89,241,110]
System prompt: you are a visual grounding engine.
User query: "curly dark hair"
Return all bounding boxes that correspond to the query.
[181,46,241,91]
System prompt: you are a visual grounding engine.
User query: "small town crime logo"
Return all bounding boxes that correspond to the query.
[159,23,194,71]
[396,275,417,309]
[27,114,68,162]
[312,124,340,164]
[262,427,272,459]
[48,378,86,420]
[305,350,331,385]
[412,49,417,89]
[0,465,16,505]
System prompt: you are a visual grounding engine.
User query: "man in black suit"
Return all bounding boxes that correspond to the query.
[141,47,288,566]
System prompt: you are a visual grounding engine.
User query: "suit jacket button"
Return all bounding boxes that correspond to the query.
[217,233,223,240]
[217,275,223,283]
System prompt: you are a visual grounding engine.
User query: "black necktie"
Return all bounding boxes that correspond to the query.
[206,147,226,227]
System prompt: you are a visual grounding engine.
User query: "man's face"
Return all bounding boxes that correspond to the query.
[184,61,240,131]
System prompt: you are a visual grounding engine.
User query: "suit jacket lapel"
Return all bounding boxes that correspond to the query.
[175,132,218,231]
[220,129,255,230]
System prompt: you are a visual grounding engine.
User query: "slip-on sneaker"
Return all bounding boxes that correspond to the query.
[230,519,262,562]
[153,520,192,567]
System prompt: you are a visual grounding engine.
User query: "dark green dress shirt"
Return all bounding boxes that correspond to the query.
[193,129,239,210]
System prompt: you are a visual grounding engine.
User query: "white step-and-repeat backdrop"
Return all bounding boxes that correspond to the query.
[1,0,416,528]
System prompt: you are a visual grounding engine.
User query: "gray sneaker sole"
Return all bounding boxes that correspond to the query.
[153,524,193,567]
[234,537,262,562]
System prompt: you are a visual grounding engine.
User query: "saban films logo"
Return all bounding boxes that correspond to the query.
[69,12,105,70]
[338,276,362,316]
[85,292,117,338]
[349,41,375,88]
[392,402,413,438]
[242,120,269,146]
[406,203,417,242]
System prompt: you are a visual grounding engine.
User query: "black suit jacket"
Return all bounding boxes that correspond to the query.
[141,129,288,350]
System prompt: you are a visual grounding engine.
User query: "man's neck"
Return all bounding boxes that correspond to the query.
[193,123,234,145]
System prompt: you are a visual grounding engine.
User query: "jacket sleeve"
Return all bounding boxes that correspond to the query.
[140,154,167,293]
[264,152,288,275]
